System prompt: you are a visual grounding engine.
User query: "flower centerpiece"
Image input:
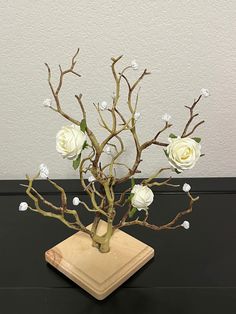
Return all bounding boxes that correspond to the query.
[20,49,208,255]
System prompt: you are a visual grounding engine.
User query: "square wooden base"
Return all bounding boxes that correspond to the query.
[45,220,154,300]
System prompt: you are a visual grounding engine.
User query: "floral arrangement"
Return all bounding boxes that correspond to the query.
[19,49,209,253]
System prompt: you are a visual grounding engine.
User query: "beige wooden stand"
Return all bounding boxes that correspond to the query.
[45,220,154,300]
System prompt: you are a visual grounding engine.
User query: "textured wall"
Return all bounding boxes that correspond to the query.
[0,0,235,179]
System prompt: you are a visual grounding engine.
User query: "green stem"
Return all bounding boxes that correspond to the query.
[99,218,113,253]
[91,214,101,248]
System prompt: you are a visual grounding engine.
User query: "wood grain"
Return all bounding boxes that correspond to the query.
[45,220,154,300]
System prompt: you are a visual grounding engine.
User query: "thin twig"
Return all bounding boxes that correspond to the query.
[181,95,204,137]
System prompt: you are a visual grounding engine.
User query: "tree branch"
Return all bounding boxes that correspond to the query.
[181,95,204,137]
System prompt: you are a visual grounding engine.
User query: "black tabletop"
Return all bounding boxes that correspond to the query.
[0,178,236,314]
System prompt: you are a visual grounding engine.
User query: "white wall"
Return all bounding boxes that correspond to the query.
[0,0,235,179]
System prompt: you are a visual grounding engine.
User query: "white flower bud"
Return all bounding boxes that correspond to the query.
[72,197,80,206]
[182,183,191,192]
[105,145,112,155]
[43,98,52,108]
[134,112,141,121]
[200,88,210,97]
[19,202,28,211]
[39,163,46,171]
[181,220,190,230]
[162,113,171,122]
[131,60,138,70]
[88,175,96,183]
[39,163,49,179]
[99,101,108,111]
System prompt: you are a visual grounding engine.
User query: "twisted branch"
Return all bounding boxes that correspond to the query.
[113,192,198,231]
[23,174,91,234]
[22,49,206,253]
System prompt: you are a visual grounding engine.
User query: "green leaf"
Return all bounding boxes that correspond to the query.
[127,193,134,202]
[163,149,169,157]
[128,207,137,218]
[82,141,88,150]
[169,133,177,139]
[80,119,87,133]
[131,177,135,188]
[192,137,201,143]
[73,154,81,170]
[174,168,182,174]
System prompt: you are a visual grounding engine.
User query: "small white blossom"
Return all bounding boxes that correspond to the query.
[181,220,190,230]
[39,163,49,179]
[131,60,138,70]
[105,145,112,155]
[200,88,210,97]
[99,101,108,111]
[39,163,46,171]
[182,183,191,193]
[88,175,96,183]
[43,98,52,108]
[134,112,141,121]
[19,202,28,211]
[72,197,80,206]
[162,113,171,123]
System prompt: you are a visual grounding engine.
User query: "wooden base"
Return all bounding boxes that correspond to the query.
[45,220,154,300]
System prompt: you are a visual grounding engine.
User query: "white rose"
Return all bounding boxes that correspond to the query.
[131,184,154,210]
[56,125,86,160]
[166,137,201,172]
